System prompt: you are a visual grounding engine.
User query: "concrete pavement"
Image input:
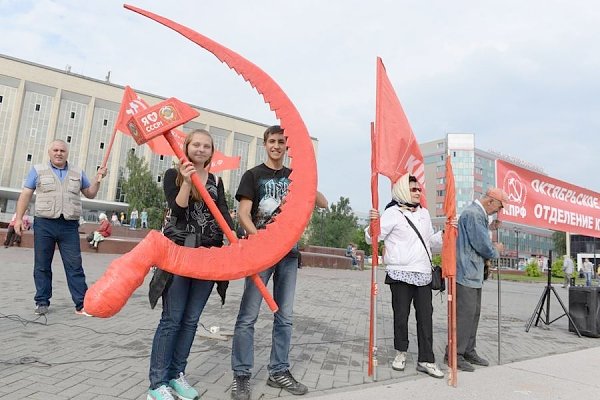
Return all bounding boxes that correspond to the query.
[1,246,599,399]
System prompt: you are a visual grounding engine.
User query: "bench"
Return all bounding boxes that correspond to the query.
[300,245,366,270]
[0,228,142,254]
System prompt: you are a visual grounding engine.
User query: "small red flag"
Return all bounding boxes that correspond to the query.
[375,57,427,206]
[210,150,241,173]
[115,86,187,156]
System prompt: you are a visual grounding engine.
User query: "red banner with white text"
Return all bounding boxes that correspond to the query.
[497,160,600,238]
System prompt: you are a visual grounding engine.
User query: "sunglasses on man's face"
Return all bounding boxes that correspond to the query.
[410,187,422,193]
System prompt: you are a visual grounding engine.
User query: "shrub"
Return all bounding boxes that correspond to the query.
[551,259,564,278]
[525,261,541,277]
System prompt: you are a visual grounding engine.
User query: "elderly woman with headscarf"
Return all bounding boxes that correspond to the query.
[365,173,444,379]
[89,213,112,248]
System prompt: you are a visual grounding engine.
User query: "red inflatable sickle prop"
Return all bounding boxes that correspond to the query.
[83,4,317,318]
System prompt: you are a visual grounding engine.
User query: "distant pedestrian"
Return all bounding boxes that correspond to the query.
[141,209,149,229]
[562,255,574,288]
[111,212,119,225]
[89,213,112,248]
[583,258,593,287]
[119,211,126,226]
[130,208,138,229]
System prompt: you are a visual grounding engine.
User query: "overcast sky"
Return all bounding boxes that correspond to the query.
[2,0,599,212]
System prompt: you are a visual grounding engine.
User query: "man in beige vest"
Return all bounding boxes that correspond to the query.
[13,140,107,316]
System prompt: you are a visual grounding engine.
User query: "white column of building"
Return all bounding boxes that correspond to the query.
[2,79,25,187]
[77,96,95,172]
[44,88,62,151]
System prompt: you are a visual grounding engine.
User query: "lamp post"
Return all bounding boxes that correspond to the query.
[514,228,521,270]
[594,236,597,280]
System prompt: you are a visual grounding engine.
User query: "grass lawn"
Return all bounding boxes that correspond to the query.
[491,272,590,286]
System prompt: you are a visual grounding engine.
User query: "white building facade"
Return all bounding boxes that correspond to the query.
[0,54,318,219]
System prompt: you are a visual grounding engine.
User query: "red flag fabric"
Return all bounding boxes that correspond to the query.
[375,57,427,206]
[442,156,457,277]
[442,155,458,386]
[210,150,240,173]
[115,86,187,156]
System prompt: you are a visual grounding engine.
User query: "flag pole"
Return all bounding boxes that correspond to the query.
[96,125,118,183]
[368,122,380,379]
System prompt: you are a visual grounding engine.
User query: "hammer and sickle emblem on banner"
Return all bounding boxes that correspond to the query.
[84,4,317,317]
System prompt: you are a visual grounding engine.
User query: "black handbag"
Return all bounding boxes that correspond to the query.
[148,216,194,309]
[403,214,445,292]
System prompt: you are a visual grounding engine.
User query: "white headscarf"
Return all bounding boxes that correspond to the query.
[390,173,419,211]
[98,213,107,221]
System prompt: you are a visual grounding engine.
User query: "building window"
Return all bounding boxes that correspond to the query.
[30,128,37,136]
[35,104,40,111]
[70,111,76,119]
[100,142,105,149]
[157,175,162,183]
[103,119,108,126]
[66,135,72,143]
[0,95,3,103]
[26,154,32,162]
[159,155,164,161]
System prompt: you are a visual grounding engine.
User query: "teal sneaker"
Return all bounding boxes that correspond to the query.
[169,372,199,400]
[147,384,175,400]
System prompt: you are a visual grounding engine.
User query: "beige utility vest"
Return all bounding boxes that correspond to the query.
[34,163,83,220]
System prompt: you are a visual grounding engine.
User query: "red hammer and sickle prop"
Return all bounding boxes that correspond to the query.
[83,4,317,318]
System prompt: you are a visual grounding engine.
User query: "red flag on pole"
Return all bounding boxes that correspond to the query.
[375,57,427,206]
[210,150,241,173]
[442,155,458,386]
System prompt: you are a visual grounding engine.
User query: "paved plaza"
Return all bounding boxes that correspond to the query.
[1,246,599,399]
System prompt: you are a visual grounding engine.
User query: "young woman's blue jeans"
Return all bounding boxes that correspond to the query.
[33,216,87,310]
[231,253,298,377]
[149,275,214,389]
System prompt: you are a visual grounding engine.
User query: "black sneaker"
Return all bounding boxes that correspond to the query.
[444,353,475,372]
[231,375,250,400]
[267,370,308,395]
[456,355,475,372]
[35,305,48,315]
[464,352,489,366]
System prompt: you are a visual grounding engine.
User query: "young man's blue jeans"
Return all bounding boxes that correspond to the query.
[231,253,298,377]
[33,216,87,310]
[585,272,592,287]
[149,275,214,389]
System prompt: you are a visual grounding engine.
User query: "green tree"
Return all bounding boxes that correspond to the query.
[307,197,358,248]
[121,150,165,229]
[553,231,566,256]
[225,191,235,211]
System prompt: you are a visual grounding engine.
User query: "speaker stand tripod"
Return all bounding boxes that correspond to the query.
[525,250,581,337]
